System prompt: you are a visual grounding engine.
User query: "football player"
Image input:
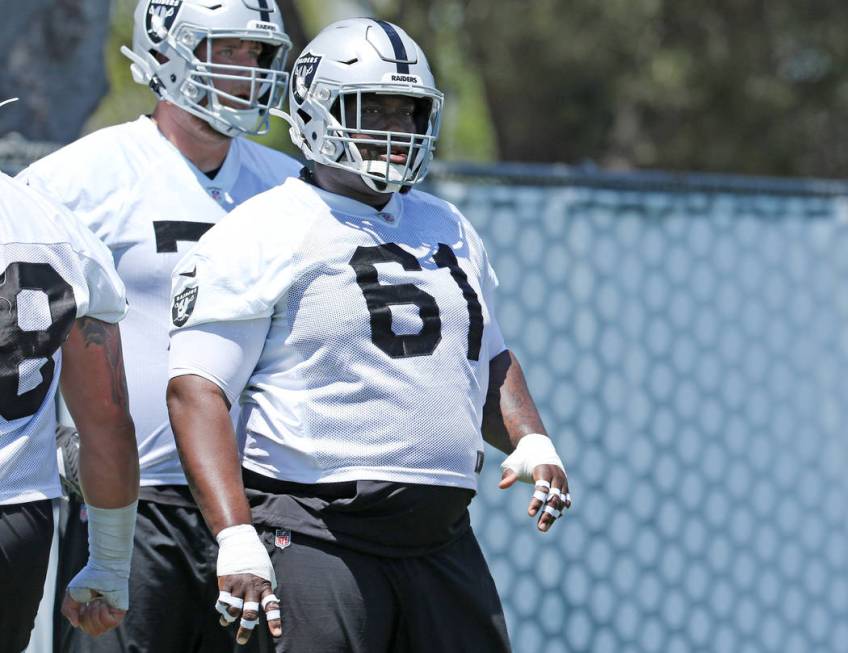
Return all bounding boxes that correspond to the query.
[167,18,570,651]
[17,1,300,651]
[0,171,138,651]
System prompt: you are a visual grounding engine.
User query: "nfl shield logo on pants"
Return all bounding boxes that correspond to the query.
[274,529,291,550]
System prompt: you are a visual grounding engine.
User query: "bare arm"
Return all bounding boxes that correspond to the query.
[60,317,138,508]
[166,374,250,535]
[482,349,547,453]
[482,349,570,532]
[167,374,279,644]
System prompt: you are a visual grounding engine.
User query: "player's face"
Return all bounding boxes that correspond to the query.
[343,93,419,165]
[196,38,267,110]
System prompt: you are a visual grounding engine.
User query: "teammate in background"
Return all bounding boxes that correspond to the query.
[167,18,571,651]
[17,1,300,650]
[0,172,138,651]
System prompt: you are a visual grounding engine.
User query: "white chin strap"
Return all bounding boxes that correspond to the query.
[359,160,406,193]
[0,97,19,109]
[212,104,264,137]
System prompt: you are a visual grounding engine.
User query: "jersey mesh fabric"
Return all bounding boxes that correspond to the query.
[171,178,506,490]
[0,173,126,504]
[18,116,301,486]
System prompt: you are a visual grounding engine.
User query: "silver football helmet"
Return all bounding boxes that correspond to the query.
[122,0,292,137]
[282,18,443,193]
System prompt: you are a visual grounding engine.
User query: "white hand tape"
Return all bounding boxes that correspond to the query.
[500,434,565,483]
[216,524,277,591]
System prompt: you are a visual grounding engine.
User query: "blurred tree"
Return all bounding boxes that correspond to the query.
[0,0,111,142]
[375,0,848,177]
[19,0,848,176]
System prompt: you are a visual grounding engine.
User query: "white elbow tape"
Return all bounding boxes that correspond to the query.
[216,524,277,590]
[68,500,138,611]
[500,433,564,483]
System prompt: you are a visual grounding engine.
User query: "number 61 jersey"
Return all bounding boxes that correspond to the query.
[170,177,506,491]
[0,173,127,505]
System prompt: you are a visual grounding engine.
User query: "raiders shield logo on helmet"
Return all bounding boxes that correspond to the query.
[146,0,183,44]
[172,285,198,327]
[292,53,322,104]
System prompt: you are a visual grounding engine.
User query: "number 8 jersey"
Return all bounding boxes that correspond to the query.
[169,177,506,490]
[0,173,127,505]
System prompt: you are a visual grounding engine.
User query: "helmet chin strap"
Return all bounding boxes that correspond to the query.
[0,97,19,109]
[360,160,405,193]
[213,104,264,137]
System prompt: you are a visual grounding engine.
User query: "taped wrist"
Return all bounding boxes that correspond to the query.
[500,433,564,483]
[67,500,137,610]
[86,501,137,577]
[216,524,277,590]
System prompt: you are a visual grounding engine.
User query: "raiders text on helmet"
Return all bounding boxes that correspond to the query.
[123,0,292,137]
[281,18,443,193]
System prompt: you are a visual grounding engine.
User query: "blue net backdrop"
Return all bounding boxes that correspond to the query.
[426,164,848,653]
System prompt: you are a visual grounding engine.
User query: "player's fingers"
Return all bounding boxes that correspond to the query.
[535,465,571,507]
[539,487,563,532]
[531,466,567,532]
[537,501,562,532]
[261,591,282,638]
[95,605,124,634]
[527,478,551,516]
[498,468,519,489]
[79,600,114,637]
[236,591,263,646]
[60,594,82,628]
[556,467,572,509]
[215,589,242,627]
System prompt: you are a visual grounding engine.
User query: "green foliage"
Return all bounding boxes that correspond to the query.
[84,0,154,134]
[88,0,848,175]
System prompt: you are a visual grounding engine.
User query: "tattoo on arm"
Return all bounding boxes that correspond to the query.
[78,315,108,347]
[77,317,130,408]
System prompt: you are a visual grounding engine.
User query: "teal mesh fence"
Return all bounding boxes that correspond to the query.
[426,163,848,653]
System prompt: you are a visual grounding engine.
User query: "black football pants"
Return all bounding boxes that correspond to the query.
[0,499,53,652]
[243,527,512,653]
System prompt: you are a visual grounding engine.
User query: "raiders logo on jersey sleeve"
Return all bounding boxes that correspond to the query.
[146,0,183,44]
[172,285,198,327]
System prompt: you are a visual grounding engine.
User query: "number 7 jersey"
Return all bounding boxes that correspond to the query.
[170,177,506,490]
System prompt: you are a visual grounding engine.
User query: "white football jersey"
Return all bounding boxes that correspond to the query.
[170,178,506,490]
[18,116,301,486]
[0,172,127,505]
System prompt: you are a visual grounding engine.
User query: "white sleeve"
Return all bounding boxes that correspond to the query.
[78,253,128,323]
[169,202,294,330]
[18,137,127,241]
[168,318,270,405]
[481,242,507,359]
[63,209,127,323]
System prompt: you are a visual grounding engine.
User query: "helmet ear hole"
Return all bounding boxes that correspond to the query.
[257,42,279,69]
[329,98,343,123]
[413,97,432,134]
[297,108,312,124]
